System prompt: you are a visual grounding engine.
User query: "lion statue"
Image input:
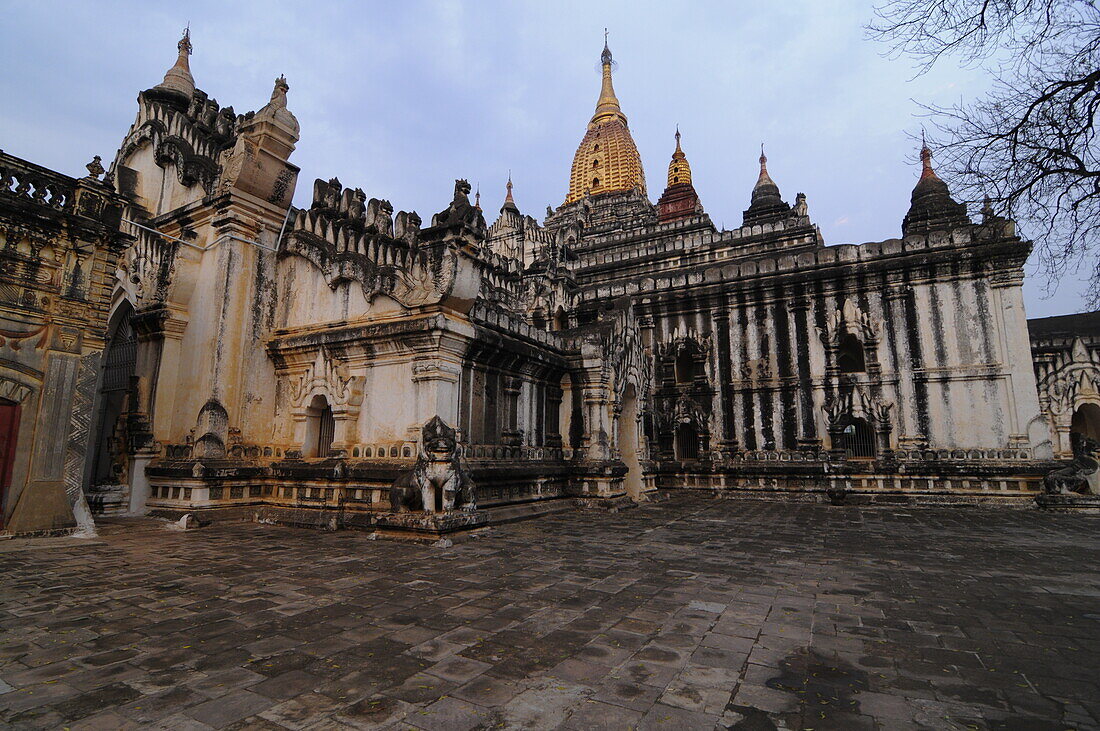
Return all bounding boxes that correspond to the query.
[1044,431,1099,495]
[390,416,477,513]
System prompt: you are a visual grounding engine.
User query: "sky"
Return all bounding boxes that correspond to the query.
[0,0,1091,317]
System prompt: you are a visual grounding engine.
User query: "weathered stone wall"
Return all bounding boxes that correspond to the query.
[0,151,128,535]
[1030,312,1100,457]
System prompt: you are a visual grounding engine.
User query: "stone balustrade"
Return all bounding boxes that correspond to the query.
[0,153,76,211]
[163,440,572,462]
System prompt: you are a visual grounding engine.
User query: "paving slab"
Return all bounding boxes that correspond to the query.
[1,497,1098,728]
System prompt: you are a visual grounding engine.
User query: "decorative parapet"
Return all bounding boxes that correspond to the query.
[725,446,1034,464]
[282,202,466,309]
[0,157,75,211]
[0,151,124,234]
[469,301,562,348]
[575,223,1028,303]
[160,440,570,462]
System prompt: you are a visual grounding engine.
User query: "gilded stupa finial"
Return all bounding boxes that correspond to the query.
[505,172,514,204]
[563,34,646,205]
[591,31,624,127]
[667,127,692,187]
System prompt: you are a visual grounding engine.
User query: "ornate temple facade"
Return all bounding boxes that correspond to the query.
[3,33,1096,536]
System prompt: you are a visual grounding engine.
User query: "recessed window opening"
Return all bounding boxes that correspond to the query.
[837,333,866,373]
[675,350,696,384]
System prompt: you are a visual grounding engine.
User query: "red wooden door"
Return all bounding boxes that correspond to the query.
[0,400,21,531]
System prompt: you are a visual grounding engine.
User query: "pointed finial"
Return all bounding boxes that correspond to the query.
[601,29,613,65]
[269,73,289,105]
[752,143,778,195]
[919,132,936,179]
[505,172,514,203]
[156,26,196,95]
[179,25,192,56]
[475,184,481,210]
[666,127,692,187]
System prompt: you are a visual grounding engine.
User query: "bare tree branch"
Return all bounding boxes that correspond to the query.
[871,0,1100,307]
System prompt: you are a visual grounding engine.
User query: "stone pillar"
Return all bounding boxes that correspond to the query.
[711,308,738,456]
[128,449,157,514]
[543,377,562,448]
[990,271,1047,453]
[582,382,612,461]
[330,405,360,455]
[412,358,462,434]
[887,284,925,447]
[289,410,310,458]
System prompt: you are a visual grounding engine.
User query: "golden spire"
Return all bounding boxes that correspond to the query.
[667,126,692,187]
[591,30,626,128]
[157,27,195,96]
[564,32,646,205]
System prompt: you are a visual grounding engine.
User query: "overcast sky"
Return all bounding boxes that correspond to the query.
[0,0,1091,316]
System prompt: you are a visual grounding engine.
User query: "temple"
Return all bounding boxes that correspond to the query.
[2,33,1098,537]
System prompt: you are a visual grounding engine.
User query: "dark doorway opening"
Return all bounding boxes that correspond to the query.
[0,399,21,531]
[306,394,335,458]
[1071,403,1100,441]
[91,302,137,487]
[675,422,700,460]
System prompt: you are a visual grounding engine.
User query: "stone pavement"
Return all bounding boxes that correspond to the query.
[1,496,1099,730]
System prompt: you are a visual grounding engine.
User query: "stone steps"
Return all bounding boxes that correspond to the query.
[483,498,577,525]
[86,485,129,516]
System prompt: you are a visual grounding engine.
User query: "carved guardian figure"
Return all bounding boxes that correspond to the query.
[1044,432,1099,495]
[390,416,477,513]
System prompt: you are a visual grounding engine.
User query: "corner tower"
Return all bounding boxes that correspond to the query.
[563,37,646,205]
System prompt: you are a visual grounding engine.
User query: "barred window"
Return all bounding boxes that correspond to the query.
[838,417,875,459]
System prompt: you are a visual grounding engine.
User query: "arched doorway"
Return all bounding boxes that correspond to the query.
[304,394,335,458]
[620,384,643,499]
[88,302,137,513]
[1071,403,1100,441]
